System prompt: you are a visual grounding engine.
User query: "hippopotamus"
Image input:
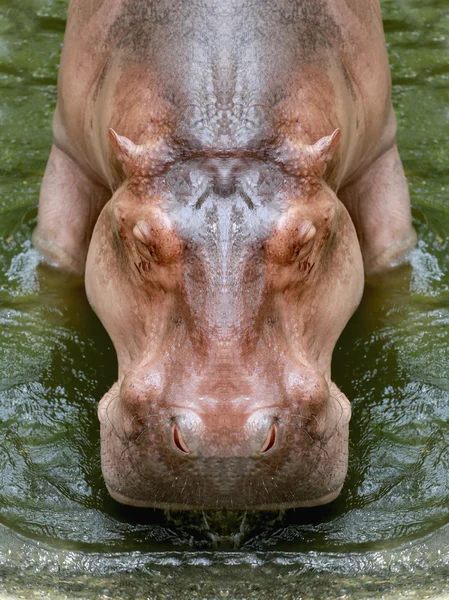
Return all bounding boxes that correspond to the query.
[33,0,416,509]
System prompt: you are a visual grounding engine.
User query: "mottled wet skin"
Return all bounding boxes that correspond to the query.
[1,0,449,598]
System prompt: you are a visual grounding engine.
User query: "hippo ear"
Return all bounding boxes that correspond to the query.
[109,129,141,178]
[307,128,341,177]
[109,128,173,180]
[277,128,341,180]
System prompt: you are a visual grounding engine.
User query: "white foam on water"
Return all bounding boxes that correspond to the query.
[6,240,42,295]
[408,238,445,297]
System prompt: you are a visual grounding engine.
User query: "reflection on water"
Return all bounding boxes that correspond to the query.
[1,0,449,598]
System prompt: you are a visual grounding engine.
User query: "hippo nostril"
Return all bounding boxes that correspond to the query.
[171,422,190,455]
[260,423,278,454]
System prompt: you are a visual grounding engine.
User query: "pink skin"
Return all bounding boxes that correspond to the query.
[86,135,361,508]
[33,0,415,509]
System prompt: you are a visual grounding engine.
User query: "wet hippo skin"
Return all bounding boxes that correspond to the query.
[32,0,416,509]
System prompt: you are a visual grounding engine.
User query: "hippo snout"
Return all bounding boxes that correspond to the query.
[98,370,350,509]
[170,408,279,457]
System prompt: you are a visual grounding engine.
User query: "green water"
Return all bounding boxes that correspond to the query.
[1,0,449,598]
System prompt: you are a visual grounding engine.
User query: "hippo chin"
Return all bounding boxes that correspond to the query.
[33,0,415,509]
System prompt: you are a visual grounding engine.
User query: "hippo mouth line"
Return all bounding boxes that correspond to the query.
[104,483,345,511]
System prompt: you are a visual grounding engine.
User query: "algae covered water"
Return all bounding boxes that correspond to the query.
[1,0,449,598]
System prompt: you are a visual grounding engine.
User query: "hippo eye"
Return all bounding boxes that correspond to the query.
[291,220,316,262]
[133,220,152,244]
[132,218,184,267]
[132,221,159,264]
[297,220,316,245]
[265,219,317,266]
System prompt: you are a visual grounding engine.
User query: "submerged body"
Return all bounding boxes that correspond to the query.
[33,0,415,509]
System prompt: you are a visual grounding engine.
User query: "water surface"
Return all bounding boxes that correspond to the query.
[1,0,449,597]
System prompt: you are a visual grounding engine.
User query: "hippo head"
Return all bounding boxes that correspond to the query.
[85,128,364,509]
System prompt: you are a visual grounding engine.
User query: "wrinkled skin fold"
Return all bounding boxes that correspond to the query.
[33,0,415,509]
